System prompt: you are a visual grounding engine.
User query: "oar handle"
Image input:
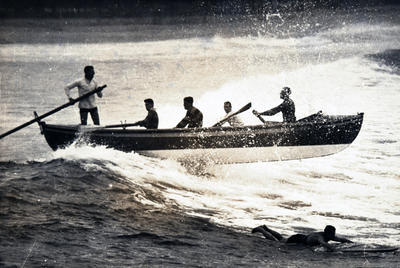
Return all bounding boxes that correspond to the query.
[69,85,107,105]
[256,114,267,124]
[252,110,267,124]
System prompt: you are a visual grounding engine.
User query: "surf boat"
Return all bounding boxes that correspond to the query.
[38,112,364,164]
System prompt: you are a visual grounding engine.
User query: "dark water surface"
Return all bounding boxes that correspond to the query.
[1,160,399,267]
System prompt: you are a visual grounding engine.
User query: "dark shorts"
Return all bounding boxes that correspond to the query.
[80,107,100,125]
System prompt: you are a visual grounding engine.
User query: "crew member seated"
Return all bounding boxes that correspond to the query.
[135,98,159,129]
[253,87,296,123]
[176,96,203,128]
[215,101,244,127]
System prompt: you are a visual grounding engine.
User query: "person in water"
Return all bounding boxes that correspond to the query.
[64,65,104,125]
[134,98,159,129]
[176,96,203,128]
[215,101,244,127]
[253,87,296,123]
[252,225,352,251]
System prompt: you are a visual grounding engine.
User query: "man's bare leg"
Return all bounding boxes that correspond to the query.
[261,225,284,241]
[251,225,280,241]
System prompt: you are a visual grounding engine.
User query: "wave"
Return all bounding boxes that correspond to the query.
[367,49,400,74]
[1,138,400,246]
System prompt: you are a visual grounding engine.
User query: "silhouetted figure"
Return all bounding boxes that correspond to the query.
[135,98,159,129]
[252,225,352,251]
[253,87,296,123]
[65,66,104,125]
[176,96,203,128]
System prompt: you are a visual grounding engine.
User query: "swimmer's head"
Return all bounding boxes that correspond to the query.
[324,225,336,239]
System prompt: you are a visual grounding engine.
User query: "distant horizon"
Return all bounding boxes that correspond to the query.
[1,0,399,19]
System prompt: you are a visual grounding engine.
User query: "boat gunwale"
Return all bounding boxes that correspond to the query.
[41,113,364,135]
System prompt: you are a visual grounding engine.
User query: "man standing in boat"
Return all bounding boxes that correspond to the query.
[253,87,296,123]
[176,96,203,128]
[134,98,159,129]
[215,101,244,127]
[64,65,103,125]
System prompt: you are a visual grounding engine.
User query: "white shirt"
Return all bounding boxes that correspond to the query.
[221,112,244,127]
[64,78,100,109]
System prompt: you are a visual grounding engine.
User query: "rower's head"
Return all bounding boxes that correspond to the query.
[84,66,95,81]
[324,225,336,240]
[183,96,194,110]
[280,87,291,99]
[224,101,232,113]
[144,98,154,111]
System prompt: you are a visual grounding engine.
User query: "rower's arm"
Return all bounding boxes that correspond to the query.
[260,104,282,116]
[64,81,79,99]
[176,117,189,128]
[95,82,103,98]
[135,120,144,127]
[138,111,154,128]
[176,109,193,128]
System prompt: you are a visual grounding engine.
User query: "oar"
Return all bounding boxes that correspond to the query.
[212,102,251,127]
[0,85,107,140]
[103,122,141,129]
[253,110,267,124]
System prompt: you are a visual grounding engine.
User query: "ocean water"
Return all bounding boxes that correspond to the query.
[1,6,400,267]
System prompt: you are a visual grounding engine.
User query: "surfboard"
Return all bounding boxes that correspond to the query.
[342,247,398,253]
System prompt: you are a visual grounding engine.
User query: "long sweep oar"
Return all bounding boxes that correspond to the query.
[103,122,141,129]
[212,102,251,127]
[0,85,107,140]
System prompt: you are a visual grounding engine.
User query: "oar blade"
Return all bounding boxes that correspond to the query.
[236,102,252,114]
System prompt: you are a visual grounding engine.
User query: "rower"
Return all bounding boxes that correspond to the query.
[176,96,203,128]
[215,101,244,127]
[134,98,159,129]
[253,87,296,123]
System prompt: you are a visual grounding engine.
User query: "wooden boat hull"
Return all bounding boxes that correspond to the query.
[40,113,364,164]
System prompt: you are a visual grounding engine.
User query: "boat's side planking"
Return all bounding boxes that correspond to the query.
[40,113,363,163]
